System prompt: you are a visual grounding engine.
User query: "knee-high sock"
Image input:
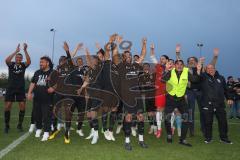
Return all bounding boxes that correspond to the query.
[170,112,175,128]
[92,118,99,131]
[148,116,153,126]
[4,111,10,126]
[102,112,108,131]
[77,112,84,130]
[165,117,172,136]
[123,121,131,138]
[30,110,35,124]
[18,110,25,125]
[87,117,93,128]
[109,111,117,131]
[132,115,137,128]
[117,113,123,125]
[138,121,144,142]
[156,111,163,130]
[138,121,144,135]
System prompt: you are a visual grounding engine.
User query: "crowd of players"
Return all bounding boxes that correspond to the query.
[3,34,240,151]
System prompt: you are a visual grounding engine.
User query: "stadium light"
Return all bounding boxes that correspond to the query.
[50,28,56,63]
[197,43,203,57]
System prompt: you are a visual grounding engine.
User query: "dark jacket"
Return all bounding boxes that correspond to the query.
[200,71,233,107]
[227,81,240,101]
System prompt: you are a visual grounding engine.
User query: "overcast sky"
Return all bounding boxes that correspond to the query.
[0,0,239,78]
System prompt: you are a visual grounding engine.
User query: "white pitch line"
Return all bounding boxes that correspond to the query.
[0,132,30,159]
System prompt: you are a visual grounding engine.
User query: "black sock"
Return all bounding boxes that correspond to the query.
[117,113,123,125]
[123,121,131,137]
[138,121,144,135]
[53,117,58,131]
[109,111,117,131]
[4,111,10,127]
[153,117,157,126]
[92,118,99,131]
[87,117,93,128]
[165,120,172,136]
[102,112,108,131]
[18,110,25,126]
[65,129,70,138]
[77,122,83,130]
[65,122,71,131]
[30,110,35,124]
[132,116,137,127]
[148,116,153,126]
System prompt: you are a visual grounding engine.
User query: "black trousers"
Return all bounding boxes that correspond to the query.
[33,99,52,132]
[202,105,228,140]
[165,94,190,141]
[186,89,205,134]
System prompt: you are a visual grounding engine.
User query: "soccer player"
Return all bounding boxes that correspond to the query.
[27,56,54,141]
[71,57,89,137]
[117,38,148,151]
[83,47,104,144]
[138,63,157,135]
[4,43,31,133]
[99,35,120,141]
[49,42,79,144]
[150,43,170,138]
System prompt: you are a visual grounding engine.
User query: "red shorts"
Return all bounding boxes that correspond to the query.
[155,94,166,108]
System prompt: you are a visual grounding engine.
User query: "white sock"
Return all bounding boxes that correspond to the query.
[156,111,162,130]
[139,135,144,142]
[125,137,130,143]
[171,112,175,128]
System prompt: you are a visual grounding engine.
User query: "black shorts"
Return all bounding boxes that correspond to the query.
[87,98,102,111]
[145,98,155,112]
[5,89,26,102]
[165,94,188,116]
[86,83,103,111]
[123,99,144,114]
[101,87,119,108]
[71,96,86,113]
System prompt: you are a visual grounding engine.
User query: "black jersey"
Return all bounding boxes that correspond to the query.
[138,72,155,98]
[101,60,120,93]
[87,62,103,86]
[7,62,28,90]
[50,59,76,94]
[66,65,89,86]
[118,62,142,106]
[31,69,53,102]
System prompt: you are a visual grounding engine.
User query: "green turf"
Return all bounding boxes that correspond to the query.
[0,100,239,160]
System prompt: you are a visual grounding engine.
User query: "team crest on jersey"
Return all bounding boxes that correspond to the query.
[217,79,221,83]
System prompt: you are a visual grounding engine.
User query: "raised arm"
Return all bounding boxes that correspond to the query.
[71,43,83,57]
[137,38,147,64]
[210,48,219,67]
[188,62,202,83]
[111,35,123,65]
[23,43,31,67]
[176,44,181,60]
[85,48,94,69]
[63,41,74,66]
[161,61,172,82]
[104,34,118,61]
[5,44,20,65]
[150,43,158,64]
